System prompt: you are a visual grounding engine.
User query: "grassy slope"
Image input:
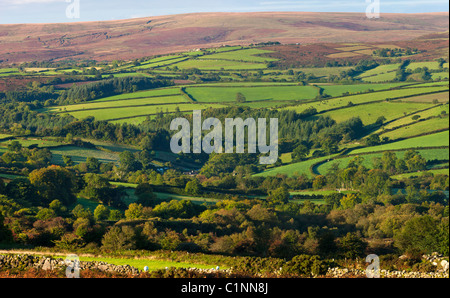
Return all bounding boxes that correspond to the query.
[185,85,319,102]
[350,131,449,154]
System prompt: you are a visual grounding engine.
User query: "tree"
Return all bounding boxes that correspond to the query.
[36,208,57,220]
[394,216,443,254]
[292,144,309,161]
[338,232,367,259]
[405,153,427,172]
[119,151,141,172]
[7,140,22,152]
[72,204,93,220]
[236,92,246,103]
[268,187,290,205]
[101,226,136,251]
[62,155,74,167]
[360,169,391,199]
[49,199,67,216]
[29,166,77,206]
[185,180,201,196]
[312,175,327,190]
[86,157,100,173]
[5,178,39,206]
[340,193,361,209]
[134,183,156,206]
[0,213,12,243]
[375,116,386,126]
[125,203,144,220]
[365,134,381,146]
[321,136,339,155]
[381,151,398,174]
[94,205,110,221]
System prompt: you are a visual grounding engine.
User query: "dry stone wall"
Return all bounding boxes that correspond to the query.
[0,254,141,275]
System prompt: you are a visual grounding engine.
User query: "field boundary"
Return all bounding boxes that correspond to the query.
[311,146,450,176]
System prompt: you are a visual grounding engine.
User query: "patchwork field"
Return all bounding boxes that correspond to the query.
[380,116,449,140]
[50,146,120,165]
[184,85,319,102]
[316,148,449,175]
[64,103,224,122]
[200,48,277,63]
[48,95,188,113]
[378,104,449,131]
[319,102,432,125]
[283,86,448,114]
[254,155,339,178]
[350,131,449,154]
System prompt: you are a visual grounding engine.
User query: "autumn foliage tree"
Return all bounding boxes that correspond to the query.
[29,166,77,206]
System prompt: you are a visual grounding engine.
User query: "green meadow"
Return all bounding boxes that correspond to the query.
[350,131,449,154]
[48,95,188,113]
[320,102,432,125]
[316,148,449,175]
[283,86,448,114]
[200,48,277,63]
[185,85,319,102]
[380,116,449,140]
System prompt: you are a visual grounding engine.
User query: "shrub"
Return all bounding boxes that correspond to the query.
[101,226,136,251]
[282,255,328,276]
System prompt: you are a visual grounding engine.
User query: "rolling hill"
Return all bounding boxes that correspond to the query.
[0,11,448,64]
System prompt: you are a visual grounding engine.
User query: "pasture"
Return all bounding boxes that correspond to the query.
[184,85,319,102]
[48,95,188,113]
[200,48,277,63]
[50,146,120,165]
[319,102,432,125]
[350,131,449,154]
[283,86,448,114]
[254,154,339,178]
[315,148,449,175]
[0,137,65,148]
[380,116,449,140]
[319,82,409,97]
[170,59,267,70]
[379,104,449,131]
[60,103,225,122]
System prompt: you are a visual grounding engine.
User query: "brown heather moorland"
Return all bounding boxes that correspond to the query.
[0,12,448,64]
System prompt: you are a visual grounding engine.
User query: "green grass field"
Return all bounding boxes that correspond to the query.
[380,116,449,140]
[350,131,449,154]
[200,48,277,63]
[132,57,189,69]
[110,182,219,206]
[357,64,401,82]
[391,169,450,180]
[283,86,448,114]
[0,138,65,148]
[170,59,267,70]
[254,154,339,178]
[50,146,120,165]
[0,134,13,140]
[62,103,225,122]
[394,91,449,103]
[92,88,180,102]
[409,81,449,88]
[185,85,319,102]
[407,61,442,71]
[320,102,432,125]
[316,148,449,175]
[48,95,188,113]
[379,104,449,131]
[320,82,409,97]
[431,72,450,80]
[292,67,353,77]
